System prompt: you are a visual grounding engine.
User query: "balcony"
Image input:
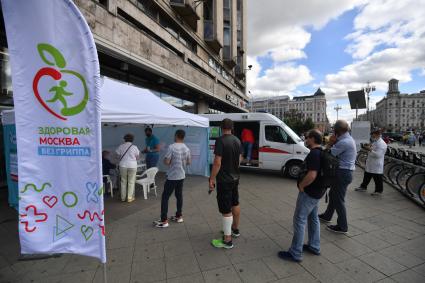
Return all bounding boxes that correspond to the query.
[235,65,245,80]
[170,0,200,30]
[204,20,222,52]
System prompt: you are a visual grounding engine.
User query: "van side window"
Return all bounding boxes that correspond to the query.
[265,126,289,143]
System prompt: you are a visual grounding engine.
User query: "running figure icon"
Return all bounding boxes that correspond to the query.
[47,80,73,110]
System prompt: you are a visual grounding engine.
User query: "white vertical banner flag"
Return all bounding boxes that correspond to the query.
[1,0,106,262]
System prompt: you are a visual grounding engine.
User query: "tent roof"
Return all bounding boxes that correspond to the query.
[100,78,209,128]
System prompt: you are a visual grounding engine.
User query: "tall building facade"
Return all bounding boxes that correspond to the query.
[249,88,329,132]
[357,79,425,132]
[0,0,248,113]
[0,0,248,186]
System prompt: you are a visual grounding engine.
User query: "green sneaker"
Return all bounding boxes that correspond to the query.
[211,239,233,249]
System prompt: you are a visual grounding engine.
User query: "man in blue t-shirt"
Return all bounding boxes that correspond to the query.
[143,127,160,168]
[279,129,324,262]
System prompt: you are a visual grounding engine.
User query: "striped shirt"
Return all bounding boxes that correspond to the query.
[164,143,191,180]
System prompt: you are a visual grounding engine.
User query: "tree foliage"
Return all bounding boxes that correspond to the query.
[283,109,316,135]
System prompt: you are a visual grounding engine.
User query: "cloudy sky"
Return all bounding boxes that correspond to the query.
[246,0,425,122]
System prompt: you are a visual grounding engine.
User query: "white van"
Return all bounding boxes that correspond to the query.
[202,113,310,178]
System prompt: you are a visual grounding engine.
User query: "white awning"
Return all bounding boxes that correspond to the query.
[100,78,209,128]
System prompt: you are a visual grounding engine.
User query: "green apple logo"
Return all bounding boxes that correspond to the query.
[32,43,88,120]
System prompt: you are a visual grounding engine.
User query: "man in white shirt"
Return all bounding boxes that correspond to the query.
[355,129,387,196]
[154,129,191,228]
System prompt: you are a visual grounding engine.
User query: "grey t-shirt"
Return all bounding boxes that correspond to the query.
[164,143,191,180]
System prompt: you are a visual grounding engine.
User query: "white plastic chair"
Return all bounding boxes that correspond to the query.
[135,167,159,199]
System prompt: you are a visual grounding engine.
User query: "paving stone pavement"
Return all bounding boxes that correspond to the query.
[0,169,424,283]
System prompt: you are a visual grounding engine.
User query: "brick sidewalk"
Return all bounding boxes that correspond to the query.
[0,170,424,283]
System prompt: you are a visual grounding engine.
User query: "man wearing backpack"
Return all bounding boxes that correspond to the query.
[278,129,325,262]
[319,120,356,234]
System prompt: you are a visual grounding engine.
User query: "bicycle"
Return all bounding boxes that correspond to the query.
[406,171,425,202]
[419,182,425,205]
[356,149,368,168]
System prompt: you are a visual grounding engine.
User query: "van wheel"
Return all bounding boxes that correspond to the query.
[284,161,303,179]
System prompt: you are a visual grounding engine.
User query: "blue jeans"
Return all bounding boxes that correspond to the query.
[289,192,320,261]
[322,169,353,231]
[146,153,159,169]
[243,142,253,161]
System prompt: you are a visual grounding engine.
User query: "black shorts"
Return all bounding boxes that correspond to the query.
[216,181,239,214]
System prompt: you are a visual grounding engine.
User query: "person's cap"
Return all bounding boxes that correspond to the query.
[371,128,381,135]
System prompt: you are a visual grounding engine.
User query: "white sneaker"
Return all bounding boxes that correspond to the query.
[155,221,169,228]
[371,192,382,196]
[170,216,184,223]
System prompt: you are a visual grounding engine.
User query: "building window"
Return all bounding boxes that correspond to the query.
[0,47,13,98]
[137,0,158,18]
[156,92,196,113]
[204,0,213,20]
[223,0,232,60]
[99,0,108,8]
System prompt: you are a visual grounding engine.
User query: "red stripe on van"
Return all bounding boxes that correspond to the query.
[259,147,290,154]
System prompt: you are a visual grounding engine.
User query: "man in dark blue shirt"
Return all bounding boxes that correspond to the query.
[279,129,325,262]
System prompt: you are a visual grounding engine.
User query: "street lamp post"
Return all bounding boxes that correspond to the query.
[334,104,342,120]
[363,81,376,122]
[248,91,253,112]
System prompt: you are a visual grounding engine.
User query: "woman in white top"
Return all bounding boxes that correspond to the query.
[115,133,140,202]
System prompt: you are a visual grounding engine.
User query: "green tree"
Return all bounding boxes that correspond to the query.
[283,110,316,135]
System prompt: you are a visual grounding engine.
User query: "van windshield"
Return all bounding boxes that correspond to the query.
[281,123,302,143]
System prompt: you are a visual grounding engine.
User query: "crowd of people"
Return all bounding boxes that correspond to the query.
[101,118,393,263]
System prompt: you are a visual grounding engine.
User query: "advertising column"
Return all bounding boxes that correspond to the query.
[1,0,106,262]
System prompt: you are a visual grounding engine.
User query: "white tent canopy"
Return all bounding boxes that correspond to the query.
[100,77,209,128]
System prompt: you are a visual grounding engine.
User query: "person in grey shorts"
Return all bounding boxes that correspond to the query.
[154,129,191,228]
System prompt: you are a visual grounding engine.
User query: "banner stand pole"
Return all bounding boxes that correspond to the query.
[103,262,107,283]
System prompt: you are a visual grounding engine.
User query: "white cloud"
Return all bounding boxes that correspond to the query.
[246,0,425,124]
[249,26,311,62]
[321,0,425,103]
[248,0,367,57]
[345,0,425,59]
[246,0,368,100]
[247,57,313,98]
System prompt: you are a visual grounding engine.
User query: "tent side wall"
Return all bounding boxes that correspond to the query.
[1,110,18,209]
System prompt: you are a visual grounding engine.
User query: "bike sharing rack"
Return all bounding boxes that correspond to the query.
[356,147,425,208]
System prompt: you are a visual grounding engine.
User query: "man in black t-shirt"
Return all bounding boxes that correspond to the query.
[279,129,324,262]
[209,118,241,249]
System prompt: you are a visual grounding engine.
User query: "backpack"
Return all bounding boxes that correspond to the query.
[319,149,339,189]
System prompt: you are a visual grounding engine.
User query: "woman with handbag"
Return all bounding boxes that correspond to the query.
[115,133,140,202]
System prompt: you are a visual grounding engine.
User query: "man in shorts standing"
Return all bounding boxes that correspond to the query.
[209,119,241,249]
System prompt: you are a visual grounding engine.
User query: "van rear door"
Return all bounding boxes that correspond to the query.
[259,124,294,170]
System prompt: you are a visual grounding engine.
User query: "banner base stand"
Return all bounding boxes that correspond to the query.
[18,253,62,261]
